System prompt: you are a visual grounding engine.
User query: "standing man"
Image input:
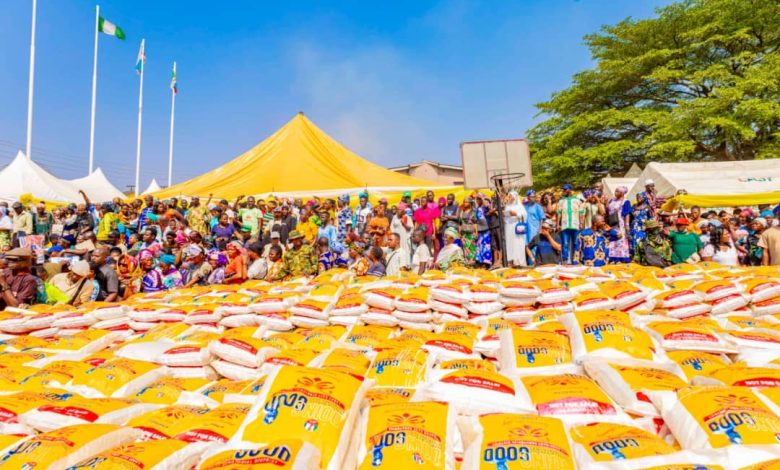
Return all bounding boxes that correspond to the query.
[759,209,780,266]
[138,195,156,233]
[33,203,53,241]
[336,195,353,253]
[237,196,263,237]
[0,247,38,308]
[355,194,372,236]
[440,194,460,234]
[667,216,703,264]
[383,232,410,276]
[411,229,432,275]
[523,190,545,242]
[187,196,210,236]
[557,184,584,264]
[11,202,33,246]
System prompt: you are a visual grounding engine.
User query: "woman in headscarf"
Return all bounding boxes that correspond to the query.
[435,227,465,270]
[117,253,142,298]
[206,251,228,284]
[474,194,493,268]
[503,191,528,267]
[223,241,248,284]
[159,253,183,290]
[139,250,164,293]
[629,192,652,256]
[607,185,632,263]
[347,239,370,276]
[0,207,12,250]
[458,197,479,265]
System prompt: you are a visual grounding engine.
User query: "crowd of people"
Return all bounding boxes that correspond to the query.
[0,180,779,309]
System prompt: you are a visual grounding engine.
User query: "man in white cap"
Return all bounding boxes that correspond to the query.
[262,231,285,260]
[48,259,93,306]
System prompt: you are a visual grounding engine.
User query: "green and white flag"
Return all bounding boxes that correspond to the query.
[98,16,126,40]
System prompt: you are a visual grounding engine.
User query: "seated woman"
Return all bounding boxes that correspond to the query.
[435,227,465,271]
[366,246,386,277]
[206,251,228,284]
[159,253,183,290]
[223,241,247,284]
[348,240,370,276]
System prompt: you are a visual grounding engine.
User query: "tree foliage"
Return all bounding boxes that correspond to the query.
[528,0,780,188]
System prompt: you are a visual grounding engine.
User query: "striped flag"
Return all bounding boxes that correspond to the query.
[170,62,178,95]
[135,39,146,75]
[97,16,125,40]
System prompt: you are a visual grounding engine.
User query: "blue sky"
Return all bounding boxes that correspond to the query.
[0,0,673,192]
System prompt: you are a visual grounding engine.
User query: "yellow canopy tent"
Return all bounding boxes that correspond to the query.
[152,113,469,202]
[662,191,780,212]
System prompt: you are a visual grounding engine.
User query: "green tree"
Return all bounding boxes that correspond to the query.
[528,0,780,189]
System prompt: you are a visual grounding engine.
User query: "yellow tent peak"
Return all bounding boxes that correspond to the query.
[153,113,443,199]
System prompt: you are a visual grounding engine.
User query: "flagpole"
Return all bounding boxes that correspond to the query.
[25,0,37,160]
[167,62,176,188]
[88,5,100,173]
[134,38,145,197]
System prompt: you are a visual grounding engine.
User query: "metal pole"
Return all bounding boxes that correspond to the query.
[88,5,100,173]
[25,0,37,160]
[167,62,176,187]
[134,39,144,197]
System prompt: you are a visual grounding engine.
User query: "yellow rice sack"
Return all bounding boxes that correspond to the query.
[0,423,141,470]
[67,439,211,470]
[127,404,210,440]
[569,421,676,464]
[497,329,576,376]
[354,401,457,469]
[459,414,576,470]
[232,365,370,470]
[651,386,780,449]
[520,374,630,423]
[198,439,321,470]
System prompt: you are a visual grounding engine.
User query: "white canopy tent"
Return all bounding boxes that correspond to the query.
[602,177,638,199]
[141,179,162,195]
[0,151,126,204]
[627,159,780,201]
[68,168,126,202]
[0,151,83,204]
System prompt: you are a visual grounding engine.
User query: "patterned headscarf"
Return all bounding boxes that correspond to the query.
[117,254,141,282]
[443,227,460,240]
[208,251,228,267]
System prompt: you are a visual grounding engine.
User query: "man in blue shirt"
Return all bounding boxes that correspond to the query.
[523,190,545,243]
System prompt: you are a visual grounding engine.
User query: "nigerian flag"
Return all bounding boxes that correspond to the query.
[98,16,126,40]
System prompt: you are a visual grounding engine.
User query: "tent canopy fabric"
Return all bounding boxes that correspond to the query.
[602,177,637,199]
[0,151,83,204]
[662,191,780,211]
[623,163,643,178]
[0,152,126,205]
[627,159,780,202]
[152,113,447,200]
[141,179,162,195]
[68,167,126,203]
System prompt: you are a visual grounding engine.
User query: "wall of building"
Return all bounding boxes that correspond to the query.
[392,162,464,185]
